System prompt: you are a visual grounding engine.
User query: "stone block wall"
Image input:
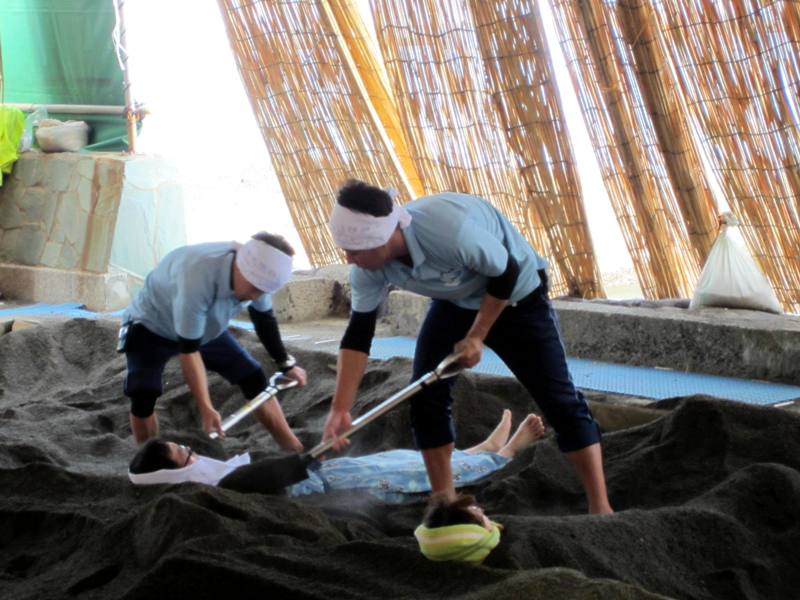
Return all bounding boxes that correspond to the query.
[0,152,186,310]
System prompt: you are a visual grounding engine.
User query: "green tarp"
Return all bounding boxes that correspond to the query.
[0,0,129,150]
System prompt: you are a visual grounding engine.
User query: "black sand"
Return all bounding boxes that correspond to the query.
[1,319,799,599]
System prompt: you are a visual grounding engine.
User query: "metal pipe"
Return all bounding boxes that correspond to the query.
[209,372,299,439]
[309,353,464,458]
[115,0,138,153]
[7,103,126,115]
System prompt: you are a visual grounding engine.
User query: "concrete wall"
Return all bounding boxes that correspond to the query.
[555,301,800,386]
[378,291,800,385]
[0,152,185,310]
[276,271,800,385]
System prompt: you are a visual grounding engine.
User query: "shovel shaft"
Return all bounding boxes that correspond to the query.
[308,352,464,458]
[309,371,438,458]
[209,388,276,439]
[209,373,299,440]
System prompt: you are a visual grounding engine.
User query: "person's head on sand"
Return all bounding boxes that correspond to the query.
[423,493,493,530]
[129,438,197,474]
[414,493,502,564]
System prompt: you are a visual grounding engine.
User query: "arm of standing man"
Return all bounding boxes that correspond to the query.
[173,275,228,437]
[249,305,307,385]
[322,309,378,450]
[178,347,224,437]
[455,294,509,367]
[454,249,521,368]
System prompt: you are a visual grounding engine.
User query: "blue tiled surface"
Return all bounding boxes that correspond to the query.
[369,336,800,406]
[0,302,124,319]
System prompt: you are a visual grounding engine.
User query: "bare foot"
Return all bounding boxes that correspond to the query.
[497,414,545,458]
[465,409,512,454]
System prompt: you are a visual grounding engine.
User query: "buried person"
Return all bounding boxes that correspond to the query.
[324,180,613,514]
[128,410,545,503]
[414,493,502,564]
[120,232,306,450]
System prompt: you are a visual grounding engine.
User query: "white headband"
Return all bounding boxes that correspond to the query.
[235,239,293,293]
[329,203,412,250]
[128,453,250,486]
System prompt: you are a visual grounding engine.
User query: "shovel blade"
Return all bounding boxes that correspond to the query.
[217,453,313,494]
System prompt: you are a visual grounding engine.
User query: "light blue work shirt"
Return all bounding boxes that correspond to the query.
[124,242,272,344]
[350,192,548,312]
[287,449,510,503]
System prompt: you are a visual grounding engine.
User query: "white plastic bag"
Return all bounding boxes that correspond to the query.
[19,106,48,152]
[690,213,782,314]
[35,119,90,152]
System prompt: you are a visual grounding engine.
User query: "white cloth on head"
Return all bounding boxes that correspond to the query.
[235,239,292,292]
[128,453,251,486]
[329,203,412,250]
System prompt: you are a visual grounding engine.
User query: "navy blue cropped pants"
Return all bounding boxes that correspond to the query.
[123,324,265,418]
[410,276,601,453]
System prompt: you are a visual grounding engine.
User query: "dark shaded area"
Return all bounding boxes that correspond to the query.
[1,319,798,599]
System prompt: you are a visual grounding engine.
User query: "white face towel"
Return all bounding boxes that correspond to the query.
[328,203,412,250]
[236,239,293,292]
[128,453,251,486]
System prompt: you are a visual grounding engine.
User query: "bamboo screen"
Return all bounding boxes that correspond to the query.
[218,0,414,265]
[550,0,710,299]
[470,0,602,296]
[652,0,800,313]
[326,0,424,197]
[368,0,604,297]
[220,0,797,309]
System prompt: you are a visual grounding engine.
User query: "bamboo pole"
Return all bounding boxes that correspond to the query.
[114,0,138,154]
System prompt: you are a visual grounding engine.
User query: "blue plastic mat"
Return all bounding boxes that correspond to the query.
[369,336,800,406]
[0,302,124,319]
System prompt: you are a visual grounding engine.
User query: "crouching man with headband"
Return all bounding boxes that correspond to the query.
[120,232,306,451]
[324,180,613,515]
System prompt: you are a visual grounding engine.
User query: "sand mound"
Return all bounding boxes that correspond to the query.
[1,319,799,599]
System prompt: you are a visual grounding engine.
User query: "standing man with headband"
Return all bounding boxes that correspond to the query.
[120,232,306,451]
[323,180,613,515]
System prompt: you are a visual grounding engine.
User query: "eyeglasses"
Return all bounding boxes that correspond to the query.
[178,444,194,468]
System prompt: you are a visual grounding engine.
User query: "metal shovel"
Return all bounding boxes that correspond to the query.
[209,371,299,439]
[217,352,465,494]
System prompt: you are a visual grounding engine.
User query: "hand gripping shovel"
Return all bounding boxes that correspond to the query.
[209,371,299,440]
[217,352,465,494]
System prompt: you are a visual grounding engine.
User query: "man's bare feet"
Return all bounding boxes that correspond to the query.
[498,414,545,458]
[465,409,512,454]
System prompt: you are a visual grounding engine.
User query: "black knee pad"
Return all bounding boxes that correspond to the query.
[130,394,159,419]
[238,369,268,400]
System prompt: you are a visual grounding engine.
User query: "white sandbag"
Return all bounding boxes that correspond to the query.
[35,119,90,152]
[690,213,782,314]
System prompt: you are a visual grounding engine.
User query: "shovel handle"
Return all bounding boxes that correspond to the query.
[309,352,464,458]
[209,372,298,439]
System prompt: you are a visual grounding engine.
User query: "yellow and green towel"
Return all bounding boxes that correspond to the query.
[414,521,501,564]
[0,106,25,186]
